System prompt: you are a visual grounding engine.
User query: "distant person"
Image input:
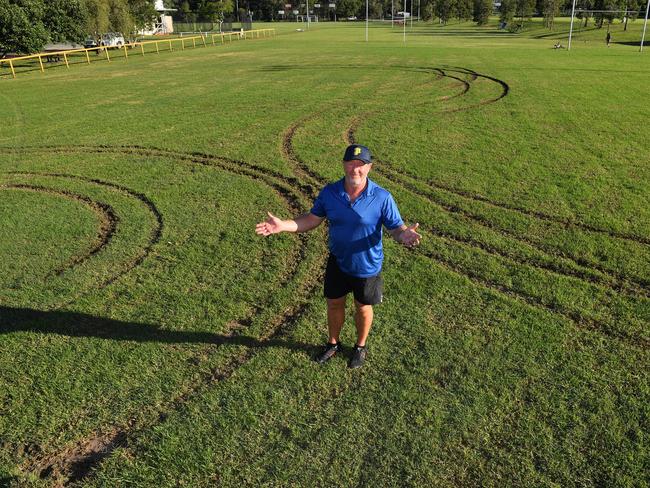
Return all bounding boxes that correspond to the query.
[606,32,611,47]
[255,144,421,369]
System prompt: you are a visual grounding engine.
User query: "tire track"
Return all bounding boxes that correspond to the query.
[3,65,505,485]
[418,245,649,349]
[339,120,648,347]
[7,145,326,485]
[0,183,118,279]
[345,117,649,296]
[2,172,164,310]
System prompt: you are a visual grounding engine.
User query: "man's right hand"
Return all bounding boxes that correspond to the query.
[255,212,285,236]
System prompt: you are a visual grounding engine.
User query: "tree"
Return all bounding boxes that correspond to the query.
[433,0,455,24]
[620,0,640,30]
[455,0,473,21]
[509,0,534,28]
[128,0,159,31]
[0,0,87,57]
[0,0,48,57]
[336,0,363,17]
[44,0,88,42]
[541,0,561,28]
[83,0,111,35]
[473,0,491,24]
[499,0,515,23]
[593,0,617,28]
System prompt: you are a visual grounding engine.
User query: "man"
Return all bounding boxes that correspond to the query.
[255,144,421,368]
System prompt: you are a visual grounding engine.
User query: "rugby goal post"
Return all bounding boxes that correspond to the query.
[568,0,650,51]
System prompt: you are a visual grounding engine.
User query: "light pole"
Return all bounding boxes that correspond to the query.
[641,0,650,52]
[366,0,369,41]
[403,0,406,41]
[568,0,577,50]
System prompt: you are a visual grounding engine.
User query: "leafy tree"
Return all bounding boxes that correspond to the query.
[433,0,454,24]
[83,0,111,34]
[336,0,363,17]
[620,0,640,30]
[44,0,89,42]
[455,0,473,21]
[128,0,159,31]
[593,0,617,28]
[510,0,534,28]
[541,0,560,28]
[422,0,435,20]
[499,0,515,22]
[0,0,48,57]
[0,0,87,57]
[472,0,491,24]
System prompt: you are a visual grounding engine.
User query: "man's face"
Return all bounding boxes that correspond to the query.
[343,159,372,187]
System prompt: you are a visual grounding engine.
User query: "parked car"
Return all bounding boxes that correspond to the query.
[347,16,357,20]
[83,36,99,49]
[99,33,126,48]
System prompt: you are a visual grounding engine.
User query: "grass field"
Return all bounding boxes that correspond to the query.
[1,18,649,487]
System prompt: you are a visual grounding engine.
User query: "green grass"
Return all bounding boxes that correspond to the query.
[0,20,648,487]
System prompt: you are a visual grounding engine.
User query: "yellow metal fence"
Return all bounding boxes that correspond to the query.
[0,29,276,80]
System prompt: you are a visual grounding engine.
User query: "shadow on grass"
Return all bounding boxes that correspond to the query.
[615,40,650,46]
[0,305,315,354]
[406,30,518,37]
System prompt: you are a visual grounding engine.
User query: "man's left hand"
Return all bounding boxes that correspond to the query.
[397,223,421,248]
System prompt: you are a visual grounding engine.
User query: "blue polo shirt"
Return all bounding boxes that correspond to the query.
[310,178,403,278]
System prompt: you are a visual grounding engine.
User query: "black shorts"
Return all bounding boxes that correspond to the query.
[324,255,383,305]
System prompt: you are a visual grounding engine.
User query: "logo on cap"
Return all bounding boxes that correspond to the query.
[343,144,372,164]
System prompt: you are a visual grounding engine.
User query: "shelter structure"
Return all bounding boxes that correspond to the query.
[140,0,176,35]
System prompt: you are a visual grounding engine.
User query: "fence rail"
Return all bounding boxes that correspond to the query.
[0,28,276,80]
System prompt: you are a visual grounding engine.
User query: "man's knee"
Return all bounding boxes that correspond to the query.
[354,300,373,312]
[327,296,346,310]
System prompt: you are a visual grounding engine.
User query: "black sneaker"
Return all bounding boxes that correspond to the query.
[349,344,367,369]
[315,342,341,364]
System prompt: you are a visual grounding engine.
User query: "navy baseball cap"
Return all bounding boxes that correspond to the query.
[343,144,372,164]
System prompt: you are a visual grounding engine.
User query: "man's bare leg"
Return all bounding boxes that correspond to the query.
[354,300,373,347]
[327,296,347,344]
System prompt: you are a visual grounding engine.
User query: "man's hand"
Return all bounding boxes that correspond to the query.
[255,212,286,236]
[393,223,422,248]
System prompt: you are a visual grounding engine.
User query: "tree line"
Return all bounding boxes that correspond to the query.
[1,0,645,58]
[0,0,160,58]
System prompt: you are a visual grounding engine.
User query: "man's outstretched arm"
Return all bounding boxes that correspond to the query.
[255,212,324,236]
[388,223,422,248]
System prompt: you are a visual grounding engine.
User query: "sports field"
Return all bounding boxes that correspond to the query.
[1,18,649,487]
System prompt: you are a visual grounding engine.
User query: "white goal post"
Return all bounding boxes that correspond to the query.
[568,0,650,51]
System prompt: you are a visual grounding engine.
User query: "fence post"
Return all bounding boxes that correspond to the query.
[38,55,45,72]
[85,49,91,64]
[182,38,185,50]
[9,59,16,78]
[63,52,69,68]
[124,45,128,59]
[211,34,215,46]
[202,35,207,47]
[192,37,196,48]
[169,39,173,51]
[156,41,160,54]
[105,48,111,62]
[140,43,145,56]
